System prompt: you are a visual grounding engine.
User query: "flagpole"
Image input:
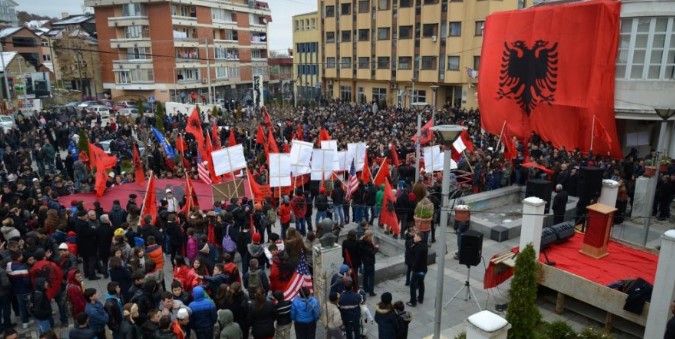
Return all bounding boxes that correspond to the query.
[462,150,474,173]
[139,170,153,226]
[590,114,596,152]
[495,120,507,152]
[414,112,422,182]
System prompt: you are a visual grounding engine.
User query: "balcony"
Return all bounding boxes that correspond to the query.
[108,17,149,28]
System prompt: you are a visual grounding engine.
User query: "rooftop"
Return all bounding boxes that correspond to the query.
[51,14,94,27]
[0,27,21,38]
[0,52,18,73]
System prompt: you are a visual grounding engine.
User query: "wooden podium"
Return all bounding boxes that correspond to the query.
[580,203,617,259]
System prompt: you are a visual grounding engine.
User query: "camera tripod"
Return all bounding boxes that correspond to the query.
[443,265,481,311]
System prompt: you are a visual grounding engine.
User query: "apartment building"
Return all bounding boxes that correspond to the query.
[318,0,531,109]
[0,0,18,27]
[0,27,43,69]
[293,11,322,104]
[84,0,272,102]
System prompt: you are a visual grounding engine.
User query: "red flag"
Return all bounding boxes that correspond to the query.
[380,181,400,235]
[262,107,273,128]
[592,115,613,152]
[389,144,400,167]
[268,128,279,154]
[140,174,157,224]
[88,143,117,170]
[373,159,390,187]
[411,120,434,145]
[132,144,145,185]
[186,108,205,155]
[295,125,304,141]
[212,124,221,149]
[452,130,474,161]
[228,128,237,146]
[478,0,622,158]
[503,135,517,161]
[256,125,266,145]
[183,174,199,215]
[282,142,290,153]
[361,153,371,183]
[94,160,108,198]
[319,128,331,142]
[247,169,266,202]
[175,134,187,153]
[205,130,220,184]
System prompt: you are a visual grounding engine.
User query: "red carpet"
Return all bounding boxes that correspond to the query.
[539,232,658,285]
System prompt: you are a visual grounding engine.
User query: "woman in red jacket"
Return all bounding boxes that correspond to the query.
[278,198,292,239]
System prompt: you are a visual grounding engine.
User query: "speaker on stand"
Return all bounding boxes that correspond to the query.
[576,167,604,230]
[526,179,553,214]
[445,230,483,311]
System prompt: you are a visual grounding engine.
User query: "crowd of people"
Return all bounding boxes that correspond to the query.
[0,100,672,339]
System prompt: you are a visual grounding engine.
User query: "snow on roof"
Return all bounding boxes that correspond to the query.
[24,20,50,29]
[51,15,93,26]
[0,52,18,73]
[0,27,22,38]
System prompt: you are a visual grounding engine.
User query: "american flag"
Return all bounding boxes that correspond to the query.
[345,159,359,200]
[197,149,212,185]
[282,251,313,301]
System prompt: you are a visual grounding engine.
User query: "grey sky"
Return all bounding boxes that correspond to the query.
[17,0,315,52]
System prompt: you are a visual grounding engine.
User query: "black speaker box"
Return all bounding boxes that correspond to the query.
[526,179,553,214]
[459,230,483,266]
[541,227,557,250]
[551,221,575,243]
[578,167,603,201]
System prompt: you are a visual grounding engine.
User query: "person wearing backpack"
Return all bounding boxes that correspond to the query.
[30,248,67,326]
[103,282,124,339]
[291,286,320,339]
[277,197,292,239]
[243,259,269,297]
[31,277,54,335]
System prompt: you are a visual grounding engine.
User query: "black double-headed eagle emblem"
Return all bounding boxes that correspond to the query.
[497,40,559,116]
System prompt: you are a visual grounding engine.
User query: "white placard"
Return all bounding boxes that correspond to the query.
[321,141,341,172]
[212,144,247,175]
[290,140,314,176]
[347,142,367,171]
[337,151,347,172]
[423,146,443,172]
[269,153,292,187]
[310,149,336,180]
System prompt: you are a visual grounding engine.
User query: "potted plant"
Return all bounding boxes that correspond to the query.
[414,197,434,233]
[659,156,672,173]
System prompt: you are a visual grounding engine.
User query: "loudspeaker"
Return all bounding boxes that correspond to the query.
[578,167,603,201]
[550,221,575,243]
[526,179,553,214]
[459,230,483,266]
[540,227,557,250]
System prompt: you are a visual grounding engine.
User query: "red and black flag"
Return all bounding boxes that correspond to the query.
[478,0,622,158]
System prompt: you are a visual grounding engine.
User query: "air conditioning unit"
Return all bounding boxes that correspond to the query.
[201,79,208,84]
[431,35,437,42]
[390,83,397,89]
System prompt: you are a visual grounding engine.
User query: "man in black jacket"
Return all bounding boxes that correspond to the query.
[552,184,569,225]
[103,281,123,339]
[407,231,428,307]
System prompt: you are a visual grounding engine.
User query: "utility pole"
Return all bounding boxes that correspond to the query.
[204,37,213,104]
[0,42,11,110]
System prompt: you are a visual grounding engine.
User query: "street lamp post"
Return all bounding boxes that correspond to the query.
[430,125,466,339]
[430,85,439,125]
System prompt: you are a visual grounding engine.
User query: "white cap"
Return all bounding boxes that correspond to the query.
[58,243,68,250]
[176,308,189,320]
[165,189,172,193]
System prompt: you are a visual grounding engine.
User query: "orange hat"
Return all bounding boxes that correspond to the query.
[254,203,262,211]
[319,187,325,194]
[252,233,262,243]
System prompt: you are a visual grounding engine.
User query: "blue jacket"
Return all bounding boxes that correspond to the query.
[338,290,362,322]
[202,273,229,297]
[85,301,110,332]
[189,286,217,329]
[7,260,31,295]
[290,296,320,324]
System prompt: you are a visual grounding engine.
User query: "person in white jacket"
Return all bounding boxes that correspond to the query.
[320,291,345,339]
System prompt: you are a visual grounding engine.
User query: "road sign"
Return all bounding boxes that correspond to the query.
[147,96,156,104]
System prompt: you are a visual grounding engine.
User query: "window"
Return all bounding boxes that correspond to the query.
[358,57,370,69]
[212,8,234,22]
[398,56,412,70]
[372,88,387,104]
[424,0,439,4]
[214,47,238,60]
[399,26,412,39]
[327,57,336,68]
[378,27,390,40]
[311,18,316,29]
[422,24,438,38]
[124,25,149,39]
[412,89,426,103]
[225,30,238,41]
[216,67,228,79]
[295,20,300,31]
[171,4,196,17]
[115,71,131,84]
[42,54,51,62]
[400,0,412,7]
[341,57,352,68]
[422,56,437,70]
[358,29,369,41]
[11,37,35,47]
[326,32,335,43]
[253,66,267,76]
[122,3,147,16]
[341,85,352,102]
[449,22,461,36]
[359,0,370,13]
[177,68,199,82]
[475,21,484,36]
[116,69,154,84]
[447,56,459,70]
[358,87,366,103]
[326,5,335,17]
[341,3,351,15]
[252,50,264,59]
[341,30,352,42]
[617,17,675,80]
[377,57,390,69]
[473,56,480,71]
[378,0,390,10]
[228,67,240,78]
[128,47,151,60]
